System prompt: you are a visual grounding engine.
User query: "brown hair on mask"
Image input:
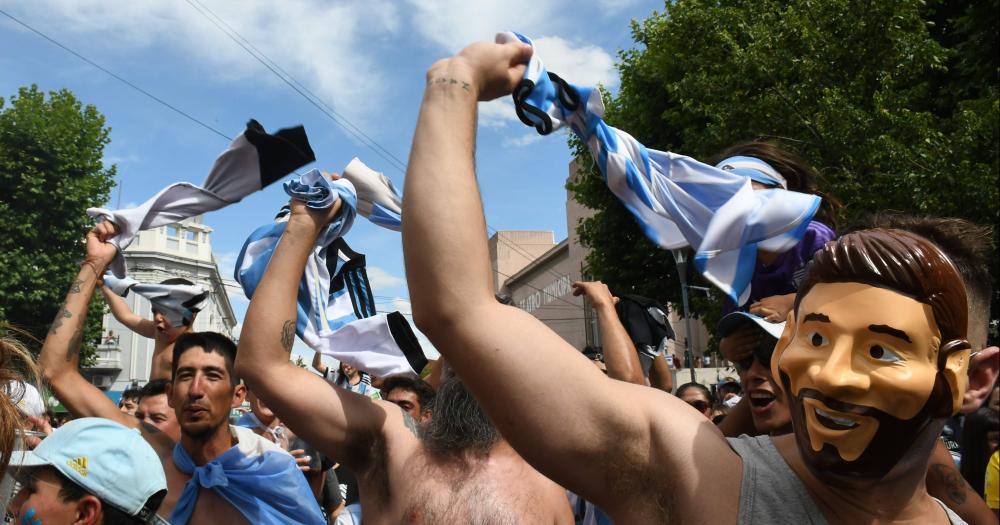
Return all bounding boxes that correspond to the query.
[794,228,972,414]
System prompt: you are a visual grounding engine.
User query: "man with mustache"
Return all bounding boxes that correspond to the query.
[234,185,574,524]
[400,37,976,523]
[40,221,325,525]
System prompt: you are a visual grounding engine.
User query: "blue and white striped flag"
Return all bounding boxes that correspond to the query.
[88,120,315,278]
[500,32,820,305]
[235,170,427,377]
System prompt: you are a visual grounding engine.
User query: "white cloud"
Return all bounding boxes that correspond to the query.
[5,0,401,123]
[478,99,520,129]
[404,0,562,53]
[404,0,616,130]
[533,36,617,89]
[502,133,543,148]
[367,266,406,289]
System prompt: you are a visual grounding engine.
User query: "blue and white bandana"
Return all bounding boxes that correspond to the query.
[500,32,820,305]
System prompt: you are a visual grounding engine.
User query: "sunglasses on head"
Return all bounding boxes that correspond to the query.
[736,336,777,372]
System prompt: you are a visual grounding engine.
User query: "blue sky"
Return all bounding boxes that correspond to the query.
[0,0,663,361]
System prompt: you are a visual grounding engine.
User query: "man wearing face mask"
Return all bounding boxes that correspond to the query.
[398,36,980,524]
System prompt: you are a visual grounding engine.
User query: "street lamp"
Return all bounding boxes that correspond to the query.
[671,249,697,384]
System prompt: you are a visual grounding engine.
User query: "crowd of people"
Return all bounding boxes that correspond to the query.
[1,36,998,525]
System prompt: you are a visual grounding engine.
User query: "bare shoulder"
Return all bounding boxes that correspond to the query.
[602,384,742,523]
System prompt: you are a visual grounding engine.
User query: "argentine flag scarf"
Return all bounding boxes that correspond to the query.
[169,425,324,525]
[235,171,427,377]
[88,120,315,278]
[500,32,820,305]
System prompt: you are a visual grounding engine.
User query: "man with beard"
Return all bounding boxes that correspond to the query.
[40,221,325,525]
[399,37,976,523]
[235,189,574,524]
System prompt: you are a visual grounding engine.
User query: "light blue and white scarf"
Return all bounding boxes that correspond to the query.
[500,32,820,305]
[169,425,324,525]
[88,120,315,278]
[235,170,427,377]
[342,157,403,231]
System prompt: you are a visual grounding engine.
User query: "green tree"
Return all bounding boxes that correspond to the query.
[569,0,999,348]
[0,85,116,365]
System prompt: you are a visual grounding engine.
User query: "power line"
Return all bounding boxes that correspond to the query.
[182,0,408,173]
[0,8,232,142]
[179,1,573,282]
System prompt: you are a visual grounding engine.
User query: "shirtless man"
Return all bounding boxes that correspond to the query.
[40,222,324,525]
[101,277,197,381]
[399,38,976,523]
[235,188,573,524]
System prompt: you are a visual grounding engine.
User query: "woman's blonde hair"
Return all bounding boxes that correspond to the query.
[0,323,41,471]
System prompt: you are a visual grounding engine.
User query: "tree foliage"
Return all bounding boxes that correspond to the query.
[0,86,116,364]
[569,0,999,347]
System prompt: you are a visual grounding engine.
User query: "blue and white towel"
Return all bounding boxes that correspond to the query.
[235,170,427,378]
[500,32,820,305]
[103,275,208,328]
[169,425,324,525]
[88,120,315,278]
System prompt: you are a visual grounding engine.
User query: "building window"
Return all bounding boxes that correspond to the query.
[166,239,179,251]
[185,230,196,241]
[166,225,179,237]
[185,242,197,254]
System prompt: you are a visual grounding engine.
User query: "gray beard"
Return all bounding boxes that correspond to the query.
[422,376,499,453]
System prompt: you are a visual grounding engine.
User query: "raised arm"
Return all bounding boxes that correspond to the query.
[99,283,155,338]
[235,194,406,470]
[40,224,149,431]
[402,39,739,520]
[311,351,329,376]
[649,352,674,393]
[572,281,645,385]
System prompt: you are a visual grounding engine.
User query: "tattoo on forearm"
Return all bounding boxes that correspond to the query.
[66,326,83,363]
[930,463,968,505]
[280,320,295,353]
[49,306,72,334]
[69,279,83,294]
[427,76,471,93]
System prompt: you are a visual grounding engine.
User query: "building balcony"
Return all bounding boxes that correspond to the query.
[88,342,123,372]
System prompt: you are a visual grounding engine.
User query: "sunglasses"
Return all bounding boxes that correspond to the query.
[685,400,710,412]
[735,336,777,372]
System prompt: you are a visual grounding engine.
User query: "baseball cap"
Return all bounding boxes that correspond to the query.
[8,417,168,524]
[716,311,786,340]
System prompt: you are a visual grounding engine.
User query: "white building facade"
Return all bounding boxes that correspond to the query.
[84,215,237,393]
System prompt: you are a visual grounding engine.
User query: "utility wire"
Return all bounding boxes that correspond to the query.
[180,1,570,285]
[182,0,408,173]
[3,6,581,303]
[0,8,232,142]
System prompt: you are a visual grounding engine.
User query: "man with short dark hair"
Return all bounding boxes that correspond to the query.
[118,386,141,416]
[7,417,168,525]
[399,37,975,523]
[135,379,179,441]
[40,222,325,525]
[380,374,435,422]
